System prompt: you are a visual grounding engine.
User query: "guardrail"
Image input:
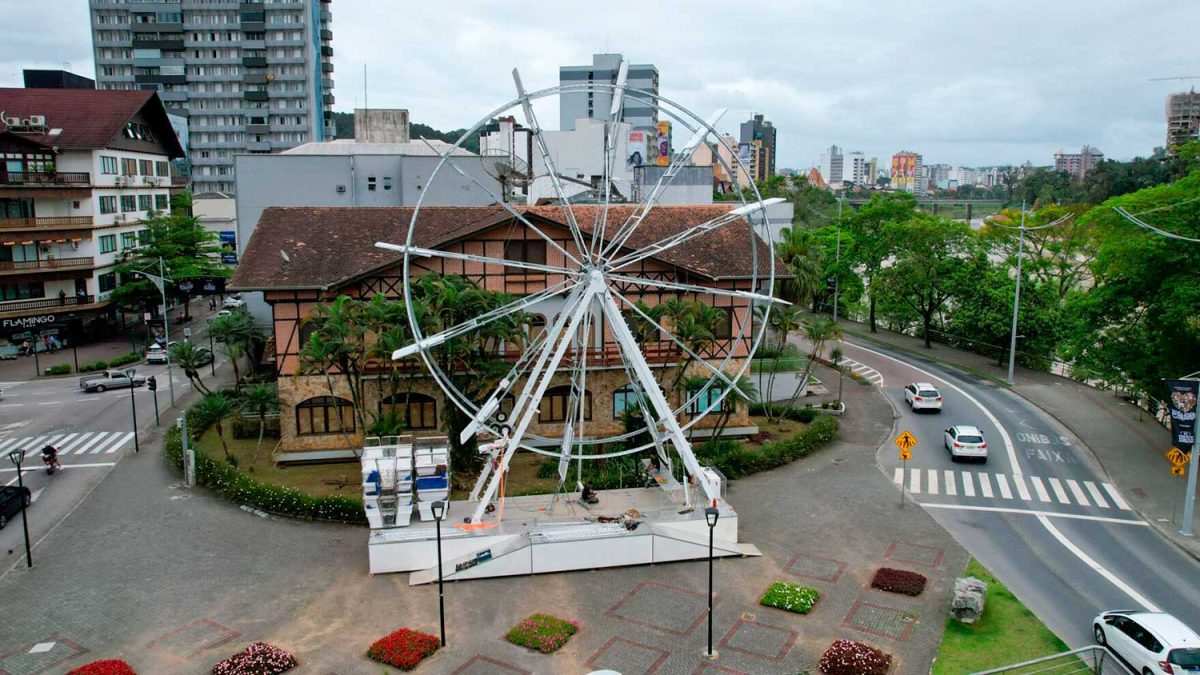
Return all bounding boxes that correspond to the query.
[0,257,93,272]
[0,171,91,186]
[0,295,95,313]
[972,645,1134,674]
[0,216,92,229]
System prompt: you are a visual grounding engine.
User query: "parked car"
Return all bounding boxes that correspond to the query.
[943,425,988,462]
[79,369,146,393]
[1094,610,1200,674]
[214,309,234,318]
[222,296,245,309]
[145,344,168,364]
[0,485,32,529]
[194,347,215,366]
[904,382,943,412]
[0,344,19,360]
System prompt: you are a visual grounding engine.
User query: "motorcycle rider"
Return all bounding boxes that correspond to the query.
[41,444,61,474]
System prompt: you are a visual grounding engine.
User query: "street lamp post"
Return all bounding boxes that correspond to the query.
[208,320,216,377]
[431,500,447,646]
[704,506,720,659]
[8,450,32,568]
[135,258,176,407]
[125,368,140,453]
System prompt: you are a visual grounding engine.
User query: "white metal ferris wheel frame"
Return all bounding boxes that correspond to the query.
[376,66,787,524]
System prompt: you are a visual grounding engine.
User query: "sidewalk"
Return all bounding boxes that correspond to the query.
[824,315,1193,559]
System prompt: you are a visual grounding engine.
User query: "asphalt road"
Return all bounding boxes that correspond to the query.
[0,339,226,573]
[841,338,1200,648]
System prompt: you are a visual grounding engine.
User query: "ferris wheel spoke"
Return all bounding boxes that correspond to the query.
[606,198,785,272]
[415,136,584,267]
[558,299,592,482]
[591,61,630,262]
[458,327,551,446]
[393,278,577,360]
[512,68,592,263]
[375,242,576,276]
[607,273,786,306]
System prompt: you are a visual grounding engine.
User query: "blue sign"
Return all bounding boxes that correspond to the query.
[219,231,237,265]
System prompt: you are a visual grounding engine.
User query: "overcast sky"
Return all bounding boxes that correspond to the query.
[2,0,1196,169]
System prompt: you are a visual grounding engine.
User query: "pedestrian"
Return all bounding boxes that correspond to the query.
[43,336,51,353]
[49,335,60,352]
[20,340,30,356]
[209,297,217,311]
[58,289,67,305]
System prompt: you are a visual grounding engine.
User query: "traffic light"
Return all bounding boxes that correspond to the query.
[147,376,157,391]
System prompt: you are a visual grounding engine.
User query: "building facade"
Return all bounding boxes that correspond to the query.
[231,205,772,457]
[23,69,96,90]
[891,151,924,194]
[89,0,335,194]
[1167,90,1200,151]
[740,114,776,182]
[0,88,183,343]
[819,144,843,187]
[559,53,659,132]
[1053,146,1103,179]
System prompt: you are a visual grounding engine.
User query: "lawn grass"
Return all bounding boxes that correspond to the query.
[932,558,1070,675]
[195,428,361,499]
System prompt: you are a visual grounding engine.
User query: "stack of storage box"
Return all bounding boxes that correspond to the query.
[361,435,414,528]
[413,436,451,521]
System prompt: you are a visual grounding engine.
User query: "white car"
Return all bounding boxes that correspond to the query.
[1094,610,1200,674]
[145,344,168,364]
[904,382,943,412]
[222,296,245,309]
[943,425,988,462]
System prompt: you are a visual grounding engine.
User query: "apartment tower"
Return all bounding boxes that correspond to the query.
[559,53,659,132]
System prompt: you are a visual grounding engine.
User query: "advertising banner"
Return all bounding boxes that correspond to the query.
[625,130,647,169]
[737,143,752,169]
[656,121,671,166]
[1166,379,1199,450]
[219,230,238,264]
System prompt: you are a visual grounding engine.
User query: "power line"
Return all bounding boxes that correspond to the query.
[1113,206,1200,243]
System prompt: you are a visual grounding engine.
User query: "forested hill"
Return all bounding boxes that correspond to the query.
[330,112,480,153]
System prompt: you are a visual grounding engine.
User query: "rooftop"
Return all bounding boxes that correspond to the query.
[280,139,474,156]
[0,88,183,157]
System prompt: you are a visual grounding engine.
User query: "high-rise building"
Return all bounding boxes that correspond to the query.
[23,69,95,90]
[739,114,776,182]
[819,145,843,186]
[1053,146,1103,179]
[846,151,868,187]
[559,53,659,132]
[1166,90,1200,151]
[891,151,924,194]
[89,0,335,195]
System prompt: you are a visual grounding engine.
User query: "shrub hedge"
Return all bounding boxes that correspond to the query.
[164,410,364,524]
[694,413,838,480]
[45,363,71,375]
[79,359,109,372]
[820,639,892,675]
[871,567,928,596]
[232,413,281,440]
[109,352,142,367]
[211,642,297,674]
[760,581,820,614]
[505,613,579,653]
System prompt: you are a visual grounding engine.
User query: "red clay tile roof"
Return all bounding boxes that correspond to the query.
[0,88,184,157]
[231,204,783,291]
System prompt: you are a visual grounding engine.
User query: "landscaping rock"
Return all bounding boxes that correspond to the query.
[951,576,987,623]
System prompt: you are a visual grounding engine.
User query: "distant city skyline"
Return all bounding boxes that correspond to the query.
[2,1,1195,169]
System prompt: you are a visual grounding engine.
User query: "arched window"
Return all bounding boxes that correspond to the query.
[297,320,317,349]
[539,385,591,423]
[296,396,355,435]
[381,392,438,430]
[613,384,640,419]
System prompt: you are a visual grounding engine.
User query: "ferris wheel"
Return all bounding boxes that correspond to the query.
[376,65,786,525]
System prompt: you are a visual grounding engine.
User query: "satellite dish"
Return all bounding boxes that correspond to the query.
[479,148,531,202]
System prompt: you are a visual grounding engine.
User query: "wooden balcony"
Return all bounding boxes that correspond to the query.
[0,171,90,186]
[0,216,94,232]
[0,295,96,316]
[0,257,94,275]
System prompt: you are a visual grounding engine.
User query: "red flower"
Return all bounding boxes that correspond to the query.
[67,660,137,675]
[870,567,928,596]
[367,628,440,670]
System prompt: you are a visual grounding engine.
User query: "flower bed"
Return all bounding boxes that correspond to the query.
[760,581,820,614]
[819,639,892,675]
[871,567,928,596]
[66,660,136,675]
[211,642,297,674]
[366,628,439,670]
[504,613,579,654]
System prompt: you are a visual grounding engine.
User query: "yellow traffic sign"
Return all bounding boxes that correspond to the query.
[1167,447,1191,467]
[1172,465,1186,477]
[895,430,918,453]
[899,449,912,461]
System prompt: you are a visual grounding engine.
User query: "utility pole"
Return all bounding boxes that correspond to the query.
[137,259,176,407]
[1006,200,1026,386]
[833,196,843,323]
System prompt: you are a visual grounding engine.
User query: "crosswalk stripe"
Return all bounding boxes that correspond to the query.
[1084,481,1110,509]
[45,434,65,447]
[995,474,1012,500]
[20,435,48,451]
[893,467,904,487]
[1066,480,1090,507]
[1030,476,1052,502]
[909,469,921,494]
[104,432,135,454]
[74,433,107,455]
[978,473,994,498]
[962,472,976,497]
[928,469,939,495]
[59,433,88,453]
[1103,483,1131,510]
[89,433,122,454]
[0,438,18,452]
[944,470,956,496]
[1013,474,1031,501]
[1048,478,1070,504]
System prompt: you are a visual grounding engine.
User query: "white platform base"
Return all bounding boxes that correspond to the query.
[365,487,759,584]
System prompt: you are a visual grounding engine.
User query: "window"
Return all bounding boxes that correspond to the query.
[154,194,169,210]
[120,195,137,212]
[98,272,116,293]
[539,385,591,423]
[138,195,153,211]
[121,158,137,176]
[382,176,392,190]
[381,393,438,431]
[121,232,138,249]
[0,281,44,301]
[503,240,547,266]
[713,307,734,340]
[367,176,376,191]
[296,396,355,435]
[99,196,118,214]
[613,384,640,419]
[137,229,151,246]
[686,385,731,415]
[138,159,153,176]
[99,234,117,253]
[101,156,118,174]
[155,161,169,176]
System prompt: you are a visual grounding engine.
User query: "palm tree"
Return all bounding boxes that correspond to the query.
[194,392,236,463]
[830,346,845,404]
[755,304,802,420]
[168,341,213,395]
[775,227,824,309]
[786,317,842,409]
[209,311,260,393]
[713,373,758,437]
[240,383,277,465]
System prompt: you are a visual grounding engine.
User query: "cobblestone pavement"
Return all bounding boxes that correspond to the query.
[0,361,967,674]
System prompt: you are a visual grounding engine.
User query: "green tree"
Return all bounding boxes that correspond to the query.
[210,310,262,394]
[168,341,213,395]
[755,303,801,418]
[240,383,278,465]
[845,192,916,332]
[787,317,841,408]
[876,214,973,348]
[193,392,236,463]
[298,295,370,433]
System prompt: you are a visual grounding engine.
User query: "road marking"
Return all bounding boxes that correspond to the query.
[36,401,61,406]
[1048,478,1070,504]
[104,432,135,454]
[978,473,994,498]
[1030,476,1052,502]
[921,502,1148,526]
[0,462,116,474]
[72,433,106,455]
[1066,479,1090,507]
[846,341,1021,473]
[1084,481,1110,509]
[58,433,86,453]
[30,487,43,503]
[19,435,48,451]
[909,469,921,494]
[1035,513,1160,611]
[927,469,938,495]
[88,433,122,454]
[1103,483,1131,510]
[944,469,957,496]
[1012,474,1031,501]
[995,473,1012,500]
[962,472,976,497]
[0,437,20,452]
[893,467,903,486]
